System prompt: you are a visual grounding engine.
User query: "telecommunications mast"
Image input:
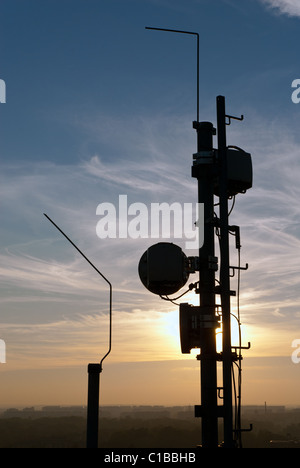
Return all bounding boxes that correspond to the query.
[140,27,253,448]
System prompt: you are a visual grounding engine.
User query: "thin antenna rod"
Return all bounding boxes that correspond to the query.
[145,26,200,122]
[44,213,112,368]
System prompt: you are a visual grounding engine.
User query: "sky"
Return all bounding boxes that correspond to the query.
[1,0,300,409]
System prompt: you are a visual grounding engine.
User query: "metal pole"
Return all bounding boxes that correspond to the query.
[192,121,219,448]
[86,363,102,448]
[216,96,234,447]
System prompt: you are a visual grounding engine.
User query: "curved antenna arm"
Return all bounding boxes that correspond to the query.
[44,213,112,369]
[145,26,200,122]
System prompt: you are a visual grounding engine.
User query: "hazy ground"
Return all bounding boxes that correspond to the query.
[0,406,299,448]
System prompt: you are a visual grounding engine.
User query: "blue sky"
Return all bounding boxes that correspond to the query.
[1,0,300,408]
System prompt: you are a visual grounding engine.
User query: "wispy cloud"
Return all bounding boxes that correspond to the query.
[227,118,300,356]
[1,308,183,371]
[260,0,300,17]
[1,109,300,368]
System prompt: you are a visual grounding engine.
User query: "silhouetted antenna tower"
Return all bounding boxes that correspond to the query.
[140,27,253,448]
[44,214,112,449]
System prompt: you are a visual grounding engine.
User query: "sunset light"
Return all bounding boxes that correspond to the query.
[1,0,300,450]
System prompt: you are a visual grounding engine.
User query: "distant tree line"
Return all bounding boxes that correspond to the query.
[0,412,300,448]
